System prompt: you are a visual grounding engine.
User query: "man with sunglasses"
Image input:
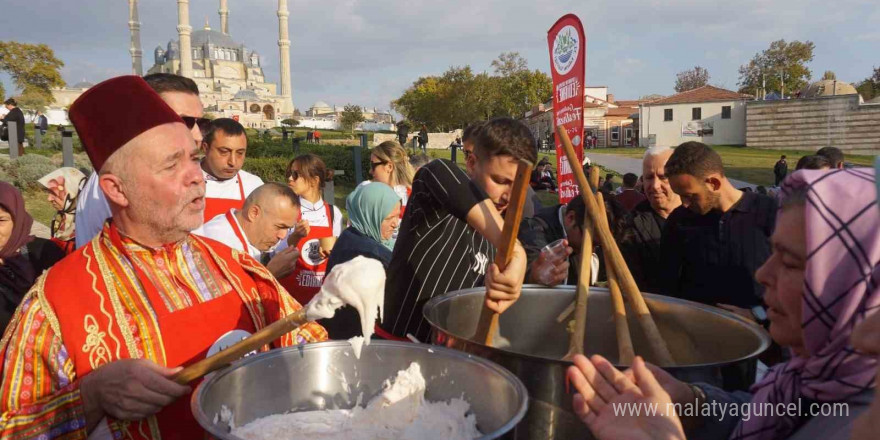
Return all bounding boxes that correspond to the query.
[75,73,209,249]
[200,118,263,222]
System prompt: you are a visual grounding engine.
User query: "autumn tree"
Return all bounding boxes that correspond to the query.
[737,39,815,97]
[855,66,880,101]
[0,41,65,111]
[674,66,710,92]
[339,104,365,133]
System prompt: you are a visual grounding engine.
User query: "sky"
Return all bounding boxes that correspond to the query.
[0,0,877,113]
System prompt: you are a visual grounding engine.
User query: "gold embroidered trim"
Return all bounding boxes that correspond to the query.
[82,314,111,369]
[93,235,140,360]
[196,235,264,328]
[84,247,123,360]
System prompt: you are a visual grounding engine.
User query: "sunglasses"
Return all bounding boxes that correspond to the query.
[286,169,300,180]
[370,160,388,170]
[181,116,212,134]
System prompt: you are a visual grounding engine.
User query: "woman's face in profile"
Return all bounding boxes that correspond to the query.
[0,205,13,252]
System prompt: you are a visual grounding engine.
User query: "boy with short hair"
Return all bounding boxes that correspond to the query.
[382,117,535,341]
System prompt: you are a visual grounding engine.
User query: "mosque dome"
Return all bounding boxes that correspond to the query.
[800,79,859,98]
[311,101,331,109]
[233,89,260,101]
[190,28,238,48]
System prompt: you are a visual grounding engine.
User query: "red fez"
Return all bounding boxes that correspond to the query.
[69,75,184,171]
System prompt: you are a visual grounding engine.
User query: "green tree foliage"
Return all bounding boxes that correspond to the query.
[339,104,365,133]
[392,52,551,131]
[674,66,710,93]
[822,70,836,80]
[0,81,5,102]
[737,39,815,97]
[281,118,300,127]
[0,41,65,111]
[855,66,880,101]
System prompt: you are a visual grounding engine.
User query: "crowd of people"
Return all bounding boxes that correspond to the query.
[0,71,877,440]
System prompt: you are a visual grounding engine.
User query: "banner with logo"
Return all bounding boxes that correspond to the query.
[547,14,586,204]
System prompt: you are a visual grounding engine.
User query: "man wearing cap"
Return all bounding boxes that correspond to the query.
[75,73,212,249]
[0,76,326,439]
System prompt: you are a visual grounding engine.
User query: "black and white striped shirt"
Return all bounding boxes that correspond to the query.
[383,159,495,341]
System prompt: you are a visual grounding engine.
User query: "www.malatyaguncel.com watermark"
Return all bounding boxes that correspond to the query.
[612,399,850,422]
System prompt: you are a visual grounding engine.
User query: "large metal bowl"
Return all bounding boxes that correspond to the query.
[192,340,529,439]
[423,286,772,439]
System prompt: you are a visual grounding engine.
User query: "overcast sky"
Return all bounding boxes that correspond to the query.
[0,0,877,112]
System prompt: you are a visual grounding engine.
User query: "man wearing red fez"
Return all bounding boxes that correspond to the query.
[0,76,327,439]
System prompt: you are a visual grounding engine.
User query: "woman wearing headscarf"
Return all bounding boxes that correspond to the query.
[566,167,880,440]
[320,182,401,339]
[37,167,86,254]
[0,182,66,333]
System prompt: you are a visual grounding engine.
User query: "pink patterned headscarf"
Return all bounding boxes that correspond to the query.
[731,168,880,440]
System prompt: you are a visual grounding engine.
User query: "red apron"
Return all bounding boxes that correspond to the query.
[279,203,333,305]
[226,209,251,252]
[57,226,259,439]
[399,187,412,219]
[203,173,246,222]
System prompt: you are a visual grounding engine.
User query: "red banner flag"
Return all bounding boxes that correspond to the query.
[547,14,586,204]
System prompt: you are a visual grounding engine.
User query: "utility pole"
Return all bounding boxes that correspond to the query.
[780,68,785,100]
[761,73,766,100]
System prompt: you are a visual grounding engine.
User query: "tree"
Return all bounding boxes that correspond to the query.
[737,39,815,97]
[822,70,836,80]
[339,104,365,133]
[674,66,710,93]
[855,66,880,101]
[15,87,52,111]
[280,118,300,127]
[491,52,552,118]
[0,41,65,110]
[0,81,4,102]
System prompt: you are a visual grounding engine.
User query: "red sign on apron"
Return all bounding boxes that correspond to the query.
[279,203,334,304]
[203,173,246,222]
[547,14,587,204]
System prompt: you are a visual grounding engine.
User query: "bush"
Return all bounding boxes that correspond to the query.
[243,144,371,185]
[15,162,56,190]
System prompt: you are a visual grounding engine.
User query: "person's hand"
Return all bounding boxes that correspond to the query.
[484,241,527,314]
[716,303,756,323]
[528,244,573,286]
[81,359,190,428]
[621,360,693,406]
[265,246,300,279]
[287,220,310,246]
[568,354,686,440]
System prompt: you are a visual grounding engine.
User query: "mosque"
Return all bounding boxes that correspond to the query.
[51,0,294,129]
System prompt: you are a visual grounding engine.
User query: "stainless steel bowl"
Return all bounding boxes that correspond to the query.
[423,286,772,439]
[192,340,529,439]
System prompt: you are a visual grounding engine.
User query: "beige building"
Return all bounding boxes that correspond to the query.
[639,85,750,147]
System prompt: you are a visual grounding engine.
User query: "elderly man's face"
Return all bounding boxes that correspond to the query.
[642,151,681,214]
[125,123,206,239]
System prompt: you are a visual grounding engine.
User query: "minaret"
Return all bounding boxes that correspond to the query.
[219,0,229,35]
[277,0,293,113]
[177,0,193,78]
[128,0,143,75]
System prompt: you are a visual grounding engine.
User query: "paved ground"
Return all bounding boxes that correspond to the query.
[30,221,52,239]
[586,152,757,189]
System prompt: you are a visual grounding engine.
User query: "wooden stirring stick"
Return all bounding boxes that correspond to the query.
[172,308,308,384]
[556,125,675,366]
[564,212,593,359]
[595,192,635,364]
[473,159,534,347]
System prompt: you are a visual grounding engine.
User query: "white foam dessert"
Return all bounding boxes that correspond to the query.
[228,362,481,440]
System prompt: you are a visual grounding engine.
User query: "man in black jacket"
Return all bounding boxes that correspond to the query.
[617,146,681,293]
[773,155,787,186]
[2,99,25,156]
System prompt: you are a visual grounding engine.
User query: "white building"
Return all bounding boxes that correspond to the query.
[639,86,750,147]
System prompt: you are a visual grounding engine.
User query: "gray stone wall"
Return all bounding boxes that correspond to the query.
[373,130,463,150]
[746,95,880,155]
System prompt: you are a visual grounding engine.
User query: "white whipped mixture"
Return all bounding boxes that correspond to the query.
[303,256,385,358]
[228,362,481,440]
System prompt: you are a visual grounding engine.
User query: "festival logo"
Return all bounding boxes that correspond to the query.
[552,25,580,75]
[302,239,326,266]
